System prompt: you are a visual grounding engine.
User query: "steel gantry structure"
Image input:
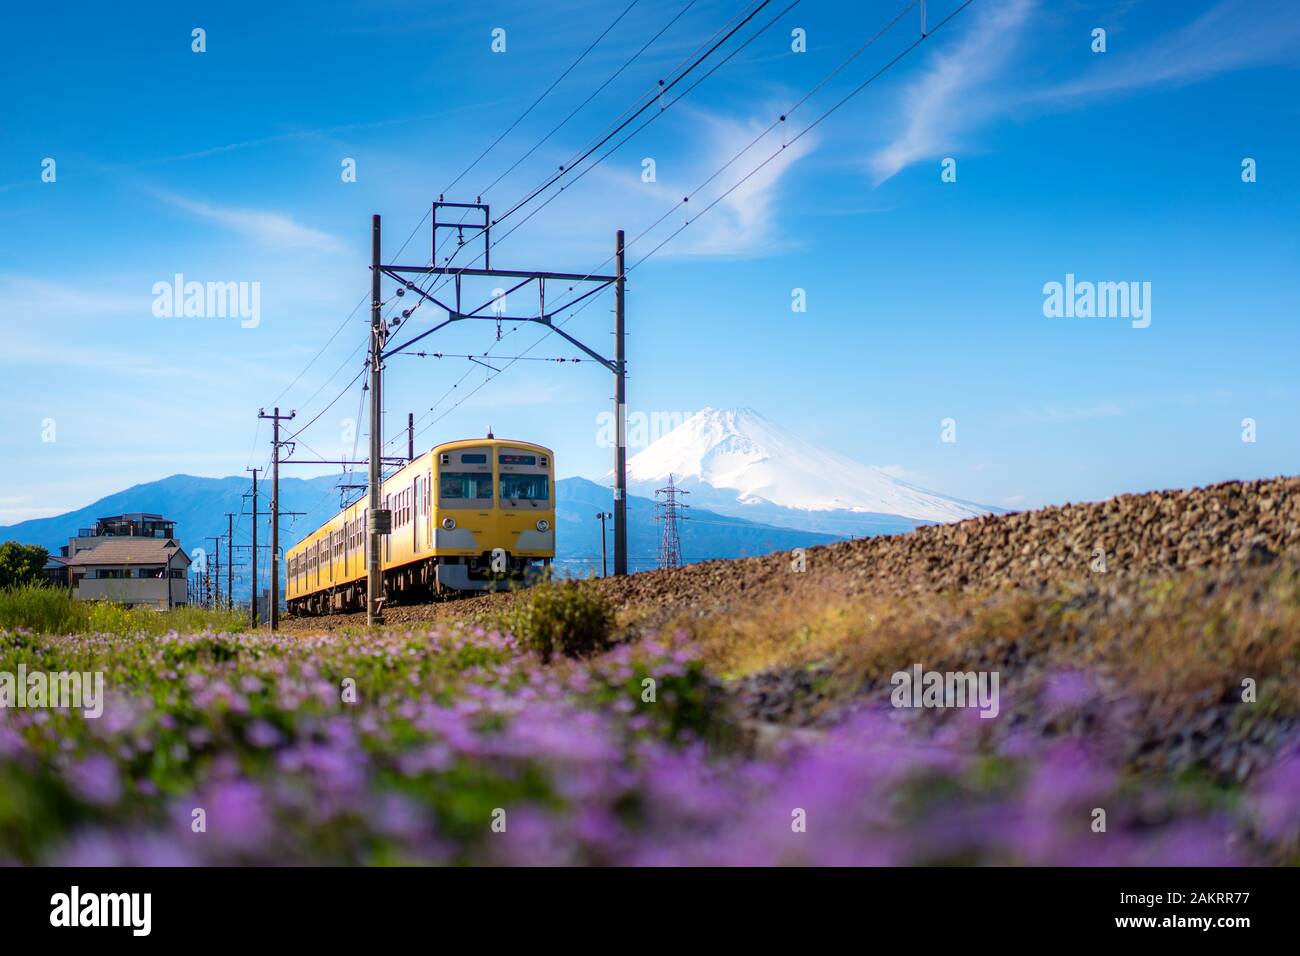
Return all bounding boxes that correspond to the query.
[364,200,629,625]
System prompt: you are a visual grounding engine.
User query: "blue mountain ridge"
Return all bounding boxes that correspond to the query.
[0,473,841,600]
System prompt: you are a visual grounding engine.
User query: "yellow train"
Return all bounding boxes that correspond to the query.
[285,436,555,615]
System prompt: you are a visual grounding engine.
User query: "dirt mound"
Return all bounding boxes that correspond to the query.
[587,474,1300,623]
[283,475,1300,632]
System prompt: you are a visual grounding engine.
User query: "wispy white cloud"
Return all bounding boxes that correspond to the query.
[0,331,295,397]
[150,190,346,253]
[542,100,818,262]
[868,0,1300,183]
[0,496,71,524]
[0,276,141,318]
[868,0,1035,184]
[1027,0,1300,104]
[1009,401,1129,426]
[650,106,817,258]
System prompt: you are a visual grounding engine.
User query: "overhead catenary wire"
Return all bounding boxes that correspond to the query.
[477,0,702,199]
[279,0,681,468]
[282,362,368,445]
[482,0,804,259]
[535,0,921,323]
[394,351,593,362]
[390,0,798,341]
[401,0,975,444]
[442,0,643,197]
[384,0,798,449]
[392,0,882,437]
[630,0,977,271]
[240,1,660,590]
[493,0,779,226]
[406,0,702,316]
[386,0,781,340]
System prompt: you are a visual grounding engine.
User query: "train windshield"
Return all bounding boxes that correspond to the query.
[440,472,494,500]
[500,474,550,504]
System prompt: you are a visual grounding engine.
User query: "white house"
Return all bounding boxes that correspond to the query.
[63,513,191,609]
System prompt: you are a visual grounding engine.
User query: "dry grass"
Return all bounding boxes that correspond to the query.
[661,559,1300,720]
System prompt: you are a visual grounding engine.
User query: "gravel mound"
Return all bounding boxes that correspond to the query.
[284,475,1300,631]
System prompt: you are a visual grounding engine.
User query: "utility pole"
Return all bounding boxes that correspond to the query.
[595,511,611,578]
[225,513,234,611]
[407,412,414,462]
[613,229,628,576]
[367,214,388,626]
[201,551,210,608]
[259,406,296,630]
[246,467,260,626]
[207,535,222,608]
[655,473,689,571]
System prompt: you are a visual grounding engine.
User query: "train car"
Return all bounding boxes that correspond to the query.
[285,436,554,615]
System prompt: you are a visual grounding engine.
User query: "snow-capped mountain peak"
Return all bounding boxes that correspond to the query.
[622,407,992,525]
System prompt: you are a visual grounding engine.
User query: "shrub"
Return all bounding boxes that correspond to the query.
[0,541,48,590]
[499,579,615,662]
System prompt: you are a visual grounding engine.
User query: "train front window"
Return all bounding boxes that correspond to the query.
[440,472,493,501]
[499,474,549,507]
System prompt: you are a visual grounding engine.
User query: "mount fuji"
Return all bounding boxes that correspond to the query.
[619,407,998,537]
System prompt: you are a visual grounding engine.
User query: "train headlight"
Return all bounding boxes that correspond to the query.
[442,517,456,530]
[535,519,549,532]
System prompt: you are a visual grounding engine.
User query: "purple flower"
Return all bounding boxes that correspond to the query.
[66,754,122,805]
[244,720,282,749]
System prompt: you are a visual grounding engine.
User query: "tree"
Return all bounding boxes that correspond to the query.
[0,541,49,589]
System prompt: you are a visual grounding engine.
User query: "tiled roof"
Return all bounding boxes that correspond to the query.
[66,539,189,567]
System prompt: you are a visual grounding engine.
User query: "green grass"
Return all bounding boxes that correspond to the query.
[0,583,247,637]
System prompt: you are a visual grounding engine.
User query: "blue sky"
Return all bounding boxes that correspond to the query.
[2,0,1297,527]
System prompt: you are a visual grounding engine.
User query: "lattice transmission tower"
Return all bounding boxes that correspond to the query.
[655,474,689,570]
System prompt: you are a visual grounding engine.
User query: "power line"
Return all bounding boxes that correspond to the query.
[389,0,778,335]
[393,351,594,363]
[403,0,974,441]
[274,2,660,466]
[385,0,794,448]
[283,361,368,445]
[477,0,702,198]
[253,2,703,477]
[396,0,842,439]
[631,0,977,270]
[408,0,689,321]
[486,0,803,257]
[537,0,921,323]
[443,0,643,197]
[495,0,779,226]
